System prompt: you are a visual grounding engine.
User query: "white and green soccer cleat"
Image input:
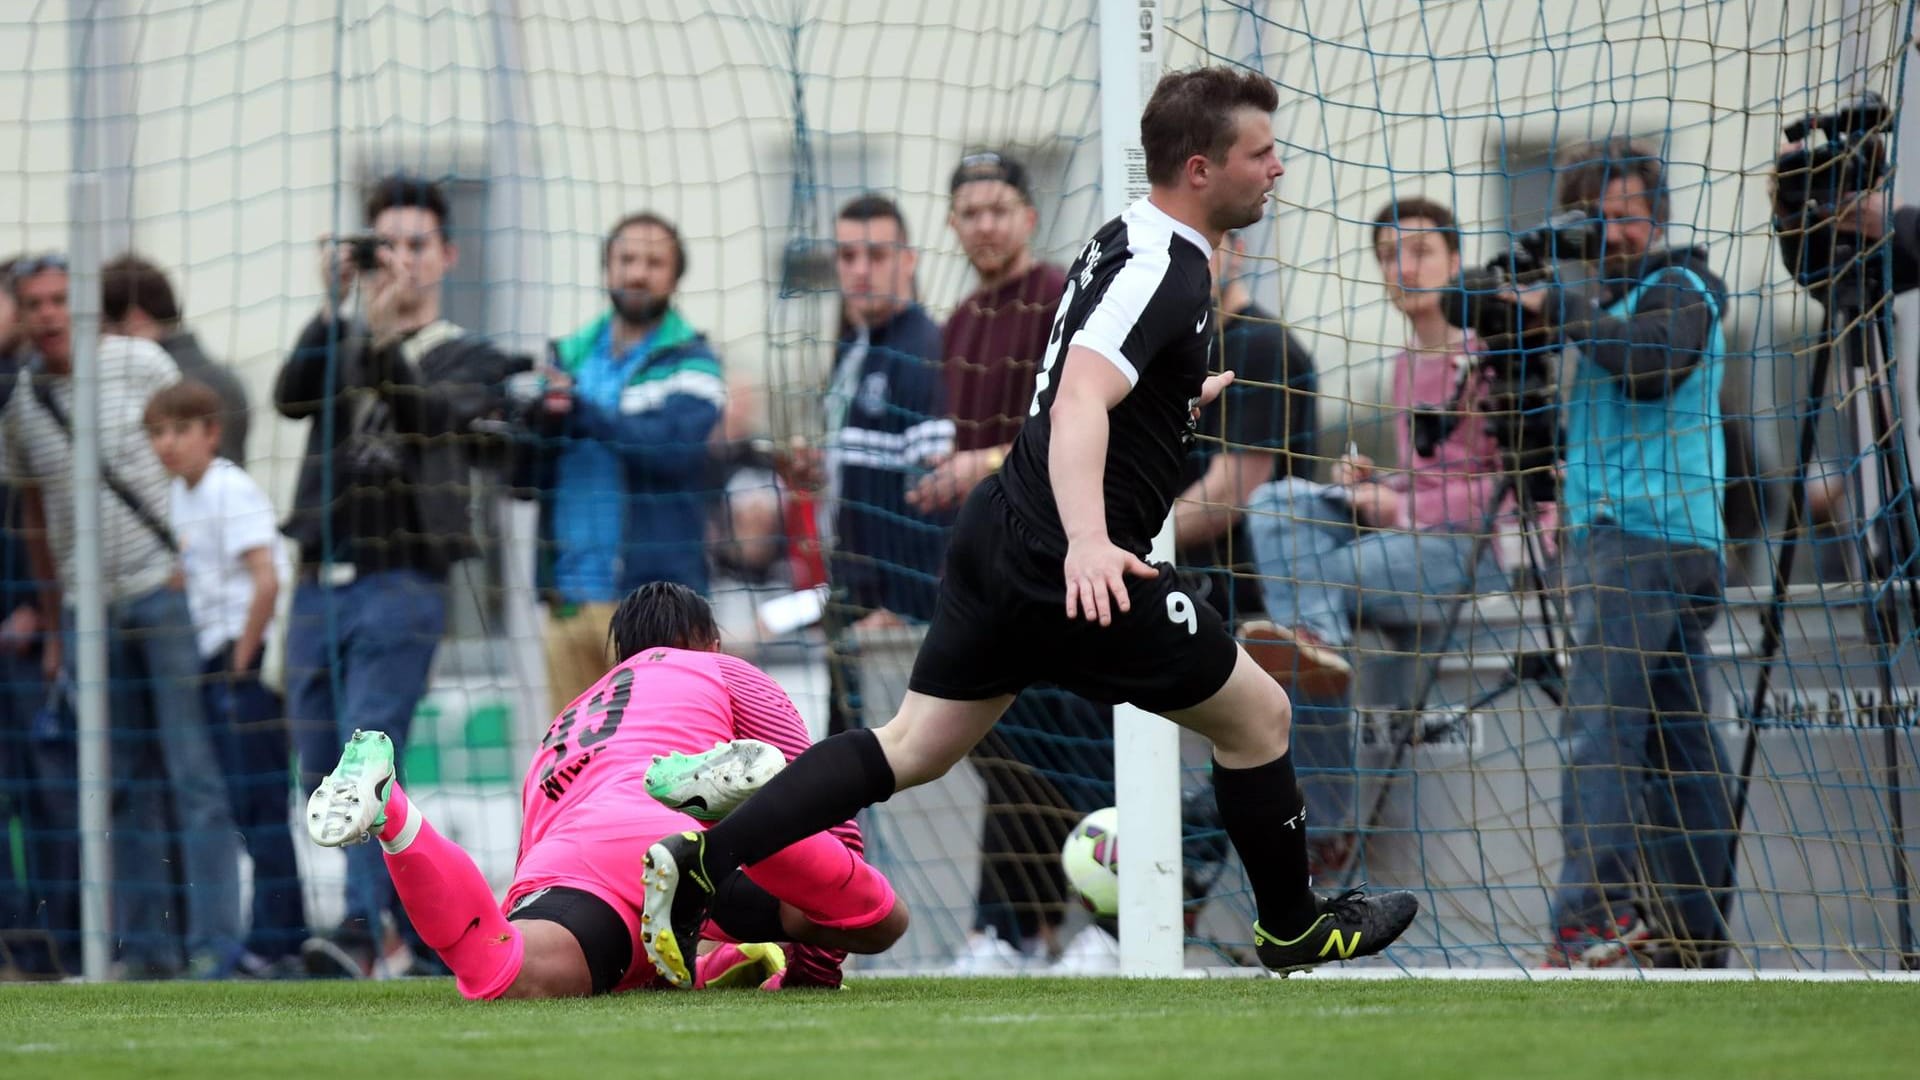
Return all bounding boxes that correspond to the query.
[644,738,786,823]
[307,729,396,848]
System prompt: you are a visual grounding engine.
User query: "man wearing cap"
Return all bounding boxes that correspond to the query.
[906,153,1118,974]
[909,152,1068,516]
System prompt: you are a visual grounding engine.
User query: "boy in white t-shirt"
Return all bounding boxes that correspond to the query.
[146,380,308,973]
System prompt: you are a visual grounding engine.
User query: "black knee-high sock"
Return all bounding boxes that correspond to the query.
[1210,751,1319,936]
[701,728,896,876]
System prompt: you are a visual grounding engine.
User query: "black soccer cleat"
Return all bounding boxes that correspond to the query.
[1253,886,1420,975]
[640,830,718,988]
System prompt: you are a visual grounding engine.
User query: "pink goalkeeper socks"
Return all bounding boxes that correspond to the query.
[378,782,524,1000]
[742,830,898,931]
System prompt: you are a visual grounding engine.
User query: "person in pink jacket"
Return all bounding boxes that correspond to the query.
[1242,197,1513,871]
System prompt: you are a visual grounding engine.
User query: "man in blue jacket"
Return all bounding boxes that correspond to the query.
[820,194,950,627]
[524,213,726,713]
[776,194,949,735]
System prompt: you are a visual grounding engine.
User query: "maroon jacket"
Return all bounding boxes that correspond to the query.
[940,262,1068,452]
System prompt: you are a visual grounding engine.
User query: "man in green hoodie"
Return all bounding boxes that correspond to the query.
[522,213,726,714]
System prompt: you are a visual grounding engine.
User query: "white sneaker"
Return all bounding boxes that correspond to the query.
[645,738,786,822]
[306,730,395,848]
[946,928,1033,975]
[1050,925,1121,976]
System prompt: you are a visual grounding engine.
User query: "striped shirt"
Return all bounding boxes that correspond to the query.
[2,336,181,600]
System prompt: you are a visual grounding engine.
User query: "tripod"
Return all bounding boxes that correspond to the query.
[1339,440,1571,888]
[1725,263,1919,970]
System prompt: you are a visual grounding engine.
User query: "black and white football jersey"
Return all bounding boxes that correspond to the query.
[998,197,1217,557]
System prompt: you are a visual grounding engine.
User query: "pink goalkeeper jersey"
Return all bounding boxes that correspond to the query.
[517,647,860,870]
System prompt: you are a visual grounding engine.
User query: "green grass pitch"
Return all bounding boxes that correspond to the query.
[2,977,1914,1079]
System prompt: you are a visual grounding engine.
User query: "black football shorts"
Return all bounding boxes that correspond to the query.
[908,479,1238,714]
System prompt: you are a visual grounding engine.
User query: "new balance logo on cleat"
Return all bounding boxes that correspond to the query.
[1253,886,1419,975]
[1319,928,1361,961]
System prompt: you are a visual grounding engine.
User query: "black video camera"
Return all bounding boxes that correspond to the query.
[1773,91,1893,301]
[1418,212,1599,502]
[1441,209,1606,344]
[1404,362,1562,505]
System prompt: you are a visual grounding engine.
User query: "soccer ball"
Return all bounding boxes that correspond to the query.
[1060,806,1120,916]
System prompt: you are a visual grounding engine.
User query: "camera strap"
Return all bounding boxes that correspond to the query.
[25,371,180,554]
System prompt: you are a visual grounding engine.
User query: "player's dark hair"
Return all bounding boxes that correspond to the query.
[1140,67,1280,187]
[1369,197,1461,254]
[144,379,224,430]
[838,193,909,244]
[102,253,182,325]
[609,581,721,661]
[365,173,451,232]
[603,211,687,281]
[1555,137,1670,226]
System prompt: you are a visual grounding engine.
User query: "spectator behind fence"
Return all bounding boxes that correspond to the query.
[1775,169,1911,568]
[514,212,726,715]
[102,254,251,466]
[0,257,61,975]
[818,194,951,625]
[705,380,788,587]
[145,380,306,977]
[275,175,528,978]
[1,254,244,978]
[780,194,950,735]
[1524,140,1736,968]
[1242,198,1510,872]
[1820,179,1920,291]
[906,152,1114,974]
[909,151,1064,515]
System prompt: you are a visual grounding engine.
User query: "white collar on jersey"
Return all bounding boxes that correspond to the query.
[1130,197,1214,258]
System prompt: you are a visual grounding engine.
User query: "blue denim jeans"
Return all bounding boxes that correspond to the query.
[43,586,244,969]
[0,645,44,952]
[1245,481,1504,829]
[202,649,308,960]
[287,569,446,934]
[10,652,83,974]
[1550,526,1735,942]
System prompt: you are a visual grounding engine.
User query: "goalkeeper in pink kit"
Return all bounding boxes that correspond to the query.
[305,582,905,998]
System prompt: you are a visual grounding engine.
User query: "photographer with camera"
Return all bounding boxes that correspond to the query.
[1823,189,1920,287]
[1768,94,1917,562]
[1774,93,1914,294]
[275,175,527,978]
[1501,140,1736,968]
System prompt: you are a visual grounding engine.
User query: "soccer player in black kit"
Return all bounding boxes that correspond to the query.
[637,67,1419,984]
